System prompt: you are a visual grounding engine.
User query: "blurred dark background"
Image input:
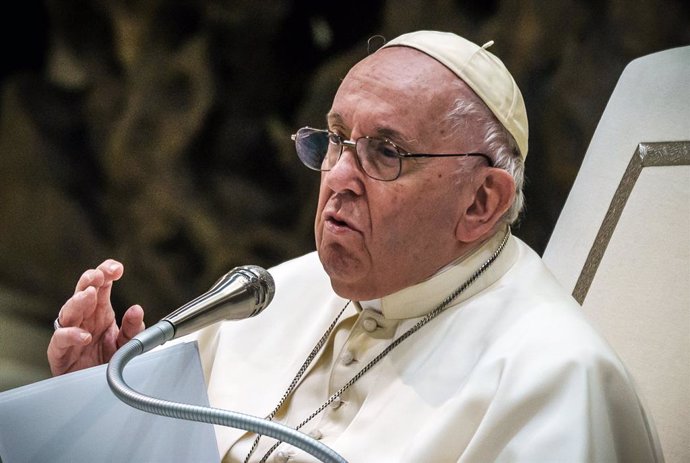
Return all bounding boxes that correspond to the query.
[1,0,688,390]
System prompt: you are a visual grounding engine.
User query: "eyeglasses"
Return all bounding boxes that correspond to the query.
[291,126,493,181]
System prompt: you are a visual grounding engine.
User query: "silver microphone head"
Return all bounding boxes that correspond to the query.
[163,265,275,338]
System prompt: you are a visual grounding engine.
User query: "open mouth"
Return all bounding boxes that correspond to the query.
[328,217,348,227]
[325,212,357,232]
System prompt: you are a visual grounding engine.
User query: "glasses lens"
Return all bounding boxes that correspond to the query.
[295,128,329,171]
[357,138,401,181]
[293,128,402,181]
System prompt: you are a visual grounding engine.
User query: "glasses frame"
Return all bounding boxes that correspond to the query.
[292,127,493,181]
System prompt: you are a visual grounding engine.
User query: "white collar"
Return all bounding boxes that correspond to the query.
[355,228,517,320]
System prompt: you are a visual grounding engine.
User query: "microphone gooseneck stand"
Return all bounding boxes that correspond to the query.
[106,265,347,463]
[106,321,347,463]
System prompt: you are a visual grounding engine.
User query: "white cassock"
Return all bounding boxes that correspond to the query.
[184,230,663,463]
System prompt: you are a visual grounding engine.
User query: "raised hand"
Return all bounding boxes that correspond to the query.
[47,259,145,375]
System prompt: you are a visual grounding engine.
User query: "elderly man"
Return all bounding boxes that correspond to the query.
[47,31,662,462]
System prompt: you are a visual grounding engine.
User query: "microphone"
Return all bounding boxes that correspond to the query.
[163,265,275,339]
[106,264,348,463]
[115,265,275,354]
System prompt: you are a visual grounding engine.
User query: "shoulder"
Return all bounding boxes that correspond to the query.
[259,251,341,321]
[464,236,629,381]
[268,251,324,281]
[266,251,331,299]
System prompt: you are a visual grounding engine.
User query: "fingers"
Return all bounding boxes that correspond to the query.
[61,259,123,331]
[75,259,124,293]
[117,305,146,348]
[59,286,98,328]
[47,327,92,376]
[48,259,131,376]
[50,327,92,351]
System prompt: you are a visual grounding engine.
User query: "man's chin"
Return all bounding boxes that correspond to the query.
[317,245,374,300]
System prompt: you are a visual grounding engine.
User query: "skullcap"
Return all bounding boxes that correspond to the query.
[382,31,529,159]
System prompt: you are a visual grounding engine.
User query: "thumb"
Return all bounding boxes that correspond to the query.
[117,305,146,348]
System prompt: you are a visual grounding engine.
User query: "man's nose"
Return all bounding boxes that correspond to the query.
[336,142,362,168]
[324,144,365,194]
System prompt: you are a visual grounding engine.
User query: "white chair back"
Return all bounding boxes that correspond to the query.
[543,46,690,463]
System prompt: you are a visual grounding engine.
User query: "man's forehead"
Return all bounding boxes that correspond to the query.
[329,50,473,130]
[326,51,476,150]
[354,46,458,82]
[333,48,463,110]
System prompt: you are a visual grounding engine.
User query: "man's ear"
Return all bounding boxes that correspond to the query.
[456,168,515,242]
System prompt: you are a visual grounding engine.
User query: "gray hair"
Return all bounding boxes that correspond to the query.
[447,97,526,225]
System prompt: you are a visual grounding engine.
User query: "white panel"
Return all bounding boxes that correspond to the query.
[543,45,690,463]
[579,166,690,462]
[0,341,219,463]
[544,46,690,290]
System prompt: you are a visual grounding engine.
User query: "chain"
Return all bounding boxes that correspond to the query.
[252,231,509,462]
[243,301,351,462]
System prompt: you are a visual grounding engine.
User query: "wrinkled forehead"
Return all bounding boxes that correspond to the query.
[330,47,475,138]
[346,46,462,94]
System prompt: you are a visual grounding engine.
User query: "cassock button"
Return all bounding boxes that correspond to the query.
[275,450,291,462]
[362,317,378,332]
[308,429,323,440]
[330,396,343,409]
[340,350,355,365]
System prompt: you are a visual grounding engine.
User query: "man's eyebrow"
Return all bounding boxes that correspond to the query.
[326,112,345,128]
[371,125,418,150]
[326,112,410,141]
[374,126,406,142]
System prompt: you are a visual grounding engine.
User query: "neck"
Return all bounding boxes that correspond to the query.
[359,227,515,320]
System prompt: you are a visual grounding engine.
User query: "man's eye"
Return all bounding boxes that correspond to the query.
[371,140,399,159]
[380,146,399,158]
[327,133,343,145]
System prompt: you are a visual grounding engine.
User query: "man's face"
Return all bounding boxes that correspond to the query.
[314,47,483,300]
